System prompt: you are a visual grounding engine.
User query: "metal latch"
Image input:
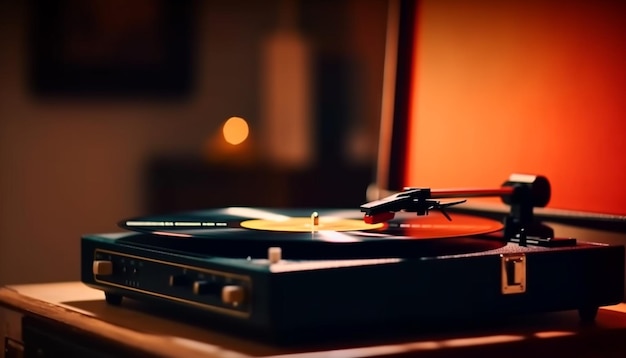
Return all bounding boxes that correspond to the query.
[501,253,526,294]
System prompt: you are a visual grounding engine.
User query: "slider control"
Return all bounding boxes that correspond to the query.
[169,274,192,287]
[193,280,221,295]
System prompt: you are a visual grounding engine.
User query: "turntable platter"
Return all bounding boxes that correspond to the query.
[119,208,506,259]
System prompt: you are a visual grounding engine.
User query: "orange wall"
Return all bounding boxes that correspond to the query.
[406,0,626,215]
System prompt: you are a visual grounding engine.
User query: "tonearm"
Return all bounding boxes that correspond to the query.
[360,174,555,246]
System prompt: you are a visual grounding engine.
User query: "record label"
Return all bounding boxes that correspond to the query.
[240,217,384,232]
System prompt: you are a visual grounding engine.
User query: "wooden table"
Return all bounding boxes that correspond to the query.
[1,282,626,357]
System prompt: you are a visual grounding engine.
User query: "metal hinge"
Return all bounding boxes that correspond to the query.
[501,253,526,294]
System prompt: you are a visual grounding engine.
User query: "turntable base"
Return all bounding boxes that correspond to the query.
[80,232,624,342]
[2,282,626,357]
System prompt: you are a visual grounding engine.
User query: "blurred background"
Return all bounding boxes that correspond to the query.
[1,0,625,288]
[0,0,388,285]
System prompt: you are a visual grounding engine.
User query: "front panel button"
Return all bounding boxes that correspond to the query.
[222,285,246,306]
[93,260,113,275]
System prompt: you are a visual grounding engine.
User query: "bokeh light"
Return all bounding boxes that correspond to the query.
[222,116,249,145]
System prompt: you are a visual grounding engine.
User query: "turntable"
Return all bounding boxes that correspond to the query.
[81,174,625,342]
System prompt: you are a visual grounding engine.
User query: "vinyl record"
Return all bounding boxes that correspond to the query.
[119,207,506,259]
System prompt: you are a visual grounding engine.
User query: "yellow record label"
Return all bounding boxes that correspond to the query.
[240,218,384,232]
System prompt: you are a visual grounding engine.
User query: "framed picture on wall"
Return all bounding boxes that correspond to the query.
[29,0,194,98]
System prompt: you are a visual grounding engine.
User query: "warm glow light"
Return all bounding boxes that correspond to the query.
[222,116,249,145]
